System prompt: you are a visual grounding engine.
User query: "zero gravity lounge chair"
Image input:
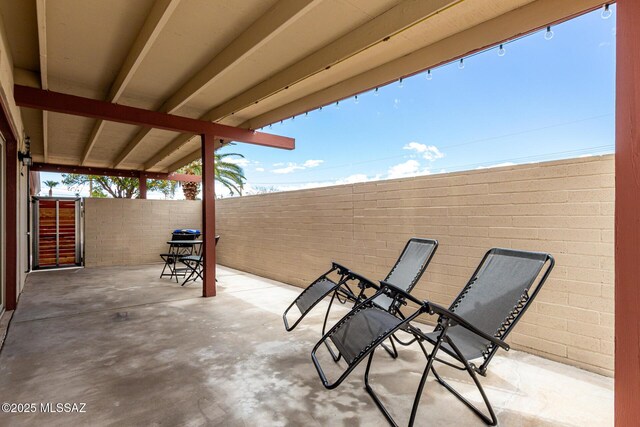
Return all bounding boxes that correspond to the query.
[283,238,438,345]
[311,248,554,426]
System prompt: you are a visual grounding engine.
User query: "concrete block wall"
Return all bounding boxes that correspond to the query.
[216,155,614,376]
[84,199,201,266]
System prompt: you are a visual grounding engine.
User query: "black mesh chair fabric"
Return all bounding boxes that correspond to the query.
[296,278,339,314]
[372,239,437,311]
[311,247,552,427]
[425,248,548,360]
[285,238,436,333]
[330,306,403,364]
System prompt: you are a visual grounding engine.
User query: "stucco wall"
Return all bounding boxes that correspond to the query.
[84,199,201,267]
[216,155,615,376]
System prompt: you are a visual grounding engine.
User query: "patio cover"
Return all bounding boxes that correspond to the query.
[4,2,638,426]
[0,0,605,173]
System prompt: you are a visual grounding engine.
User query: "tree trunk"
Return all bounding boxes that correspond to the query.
[182,182,200,200]
[49,188,52,197]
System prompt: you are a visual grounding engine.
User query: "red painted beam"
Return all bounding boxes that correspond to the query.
[14,85,294,150]
[166,173,202,183]
[615,1,640,425]
[201,133,216,297]
[4,139,17,310]
[0,92,18,311]
[138,172,147,199]
[31,162,202,183]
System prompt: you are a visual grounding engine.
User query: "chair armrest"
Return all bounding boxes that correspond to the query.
[347,270,380,290]
[428,303,510,351]
[331,261,350,275]
[379,280,425,307]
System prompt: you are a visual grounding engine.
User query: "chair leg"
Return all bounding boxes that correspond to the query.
[322,291,342,363]
[430,338,497,426]
[364,348,400,427]
[181,267,196,286]
[172,257,179,283]
[181,261,202,286]
[391,332,419,347]
[364,328,448,427]
[160,256,177,279]
[160,258,169,278]
[380,335,398,359]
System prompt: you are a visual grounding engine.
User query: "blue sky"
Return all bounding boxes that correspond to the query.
[41,6,616,198]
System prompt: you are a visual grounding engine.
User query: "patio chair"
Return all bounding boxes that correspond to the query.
[311,248,554,426]
[179,235,220,286]
[283,238,438,360]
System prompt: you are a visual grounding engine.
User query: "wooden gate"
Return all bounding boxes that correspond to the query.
[33,197,82,269]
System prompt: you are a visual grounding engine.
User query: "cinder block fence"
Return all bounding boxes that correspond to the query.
[216,155,614,376]
[83,155,614,376]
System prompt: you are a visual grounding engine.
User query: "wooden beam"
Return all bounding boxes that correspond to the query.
[201,133,216,297]
[163,0,318,114]
[4,139,17,311]
[166,148,204,172]
[112,0,316,168]
[14,85,294,149]
[82,0,182,165]
[111,127,150,167]
[143,0,459,164]
[202,0,461,123]
[615,1,640,425]
[31,162,202,183]
[0,84,19,311]
[138,172,147,199]
[144,133,194,170]
[242,0,608,130]
[109,0,182,102]
[36,0,48,162]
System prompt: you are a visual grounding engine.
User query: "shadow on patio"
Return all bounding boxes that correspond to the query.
[0,265,613,426]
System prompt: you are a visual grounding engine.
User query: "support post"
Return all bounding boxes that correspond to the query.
[615,1,640,425]
[138,172,147,199]
[5,138,17,310]
[201,133,216,297]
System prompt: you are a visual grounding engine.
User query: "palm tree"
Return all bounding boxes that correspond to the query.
[215,152,246,195]
[43,180,59,197]
[180,161,201,200]
[178,152,246,200]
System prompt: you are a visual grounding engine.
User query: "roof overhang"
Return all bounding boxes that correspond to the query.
[0,0,608,172]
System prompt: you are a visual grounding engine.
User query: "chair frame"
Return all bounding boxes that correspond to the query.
[178,235,219,286]
[311,249,555,426]
[283,238,438,361]
[180,255,204,285]
[160,232,200,282]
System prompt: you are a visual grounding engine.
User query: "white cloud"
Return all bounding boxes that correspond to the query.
[273,162,285,167]
[272,163,305,174]
[387,160,423,179]
[303,159,324,168]
[423,148,444,161]
[403,142,445,161]
[271,159,324,174]
[255,167,265,172]
[404,142,427,152]
[226,157,250,167]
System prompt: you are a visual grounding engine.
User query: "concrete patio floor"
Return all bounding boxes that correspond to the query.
[0,264,613,426]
